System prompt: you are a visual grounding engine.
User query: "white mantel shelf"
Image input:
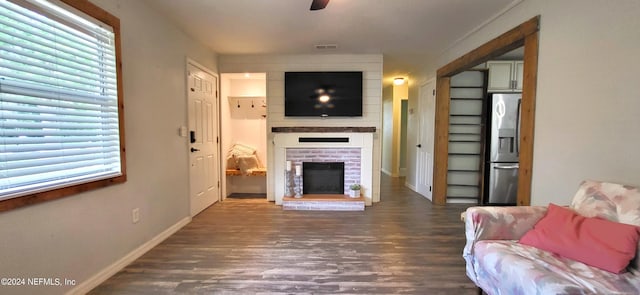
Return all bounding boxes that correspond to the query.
[271,127,376,133]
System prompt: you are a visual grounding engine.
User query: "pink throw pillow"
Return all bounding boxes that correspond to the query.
[519,203,640,273]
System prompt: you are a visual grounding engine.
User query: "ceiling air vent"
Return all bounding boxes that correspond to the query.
[315,44,338,50]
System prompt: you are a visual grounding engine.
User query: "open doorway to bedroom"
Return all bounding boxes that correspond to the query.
[220,73,268,200]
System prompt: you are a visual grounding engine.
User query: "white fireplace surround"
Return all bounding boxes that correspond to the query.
[273,132,374,206]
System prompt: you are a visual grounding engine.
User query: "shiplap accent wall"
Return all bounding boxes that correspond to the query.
[219,54,383,203]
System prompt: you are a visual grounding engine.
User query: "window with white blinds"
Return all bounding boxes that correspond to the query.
[0,0,123,202]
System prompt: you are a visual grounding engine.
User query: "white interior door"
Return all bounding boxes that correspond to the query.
[416,80,436,200]
[188,63,220,216]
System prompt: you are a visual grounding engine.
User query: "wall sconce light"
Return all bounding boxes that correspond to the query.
[393,77,405,85]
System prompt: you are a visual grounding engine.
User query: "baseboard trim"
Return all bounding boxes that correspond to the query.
[67,216,192,295]
[404,182,417,191]
[446,199,479,204]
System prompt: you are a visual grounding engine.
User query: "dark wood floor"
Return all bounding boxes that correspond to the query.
[90,175,477,294]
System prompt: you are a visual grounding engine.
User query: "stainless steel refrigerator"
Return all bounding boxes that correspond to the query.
[485,93,521,204]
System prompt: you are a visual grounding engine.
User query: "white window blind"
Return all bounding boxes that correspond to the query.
[0,0,122,201]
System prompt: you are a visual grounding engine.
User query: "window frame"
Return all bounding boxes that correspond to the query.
[0,0,126,212]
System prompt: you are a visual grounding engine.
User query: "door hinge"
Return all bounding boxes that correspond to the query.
[216,136,219,143]
[429,186,432,192]
[432,89,435,96]
[217,181,220,188]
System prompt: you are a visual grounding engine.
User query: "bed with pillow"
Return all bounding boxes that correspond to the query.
[463,180,640,294]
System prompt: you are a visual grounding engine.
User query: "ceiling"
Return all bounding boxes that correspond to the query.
[143,0,519,84]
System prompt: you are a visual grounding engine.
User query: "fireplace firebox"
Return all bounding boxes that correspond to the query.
[302,162,344,194]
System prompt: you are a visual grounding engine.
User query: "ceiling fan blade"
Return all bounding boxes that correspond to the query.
[310,0,330,11]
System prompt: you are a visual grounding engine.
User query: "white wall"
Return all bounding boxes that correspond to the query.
[0,1,218,294]
[381,94,393,175]
[392,83,409,176]
[434,0,640,205]
[227,78,268,165]
[219,54,383,202]
[400,100,408,174]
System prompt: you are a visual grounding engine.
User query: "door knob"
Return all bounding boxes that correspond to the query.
[416,144,422,148]
[190,147,200,152]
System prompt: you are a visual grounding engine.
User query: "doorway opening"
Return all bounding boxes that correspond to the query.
[433,16,539,206]
[220,73,268,200]
[381,77,409,177]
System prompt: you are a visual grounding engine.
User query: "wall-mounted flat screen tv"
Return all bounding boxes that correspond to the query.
[284,71,363,117]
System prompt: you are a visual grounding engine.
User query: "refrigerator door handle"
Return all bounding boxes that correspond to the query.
[516,98,522,155]
[494,164,519,170]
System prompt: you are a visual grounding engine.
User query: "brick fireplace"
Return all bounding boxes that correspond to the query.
[272,127,375,206]
[286,148,360,194]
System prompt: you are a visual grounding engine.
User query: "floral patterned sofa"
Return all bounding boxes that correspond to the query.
[463,180,640,294]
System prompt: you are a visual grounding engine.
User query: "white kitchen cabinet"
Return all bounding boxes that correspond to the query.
[487,60,523,92]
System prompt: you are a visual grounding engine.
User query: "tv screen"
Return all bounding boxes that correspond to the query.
[284,71,363,117]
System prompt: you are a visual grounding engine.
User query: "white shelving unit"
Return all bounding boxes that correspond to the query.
[447,70,487,204]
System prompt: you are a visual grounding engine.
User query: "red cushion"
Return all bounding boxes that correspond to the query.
[519,203,640,273]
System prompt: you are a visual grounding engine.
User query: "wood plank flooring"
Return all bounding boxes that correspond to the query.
[89,175,478,294]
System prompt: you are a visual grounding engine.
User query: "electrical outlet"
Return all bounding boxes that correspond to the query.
[132,208,140,224]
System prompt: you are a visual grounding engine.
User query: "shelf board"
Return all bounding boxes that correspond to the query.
[449,123,483,126]
[450,98,484,101]
[446,196,480,200]
[271,126,376,133]
[447,154,481,158]
[447,184,480,188]
[450,86,484,89]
